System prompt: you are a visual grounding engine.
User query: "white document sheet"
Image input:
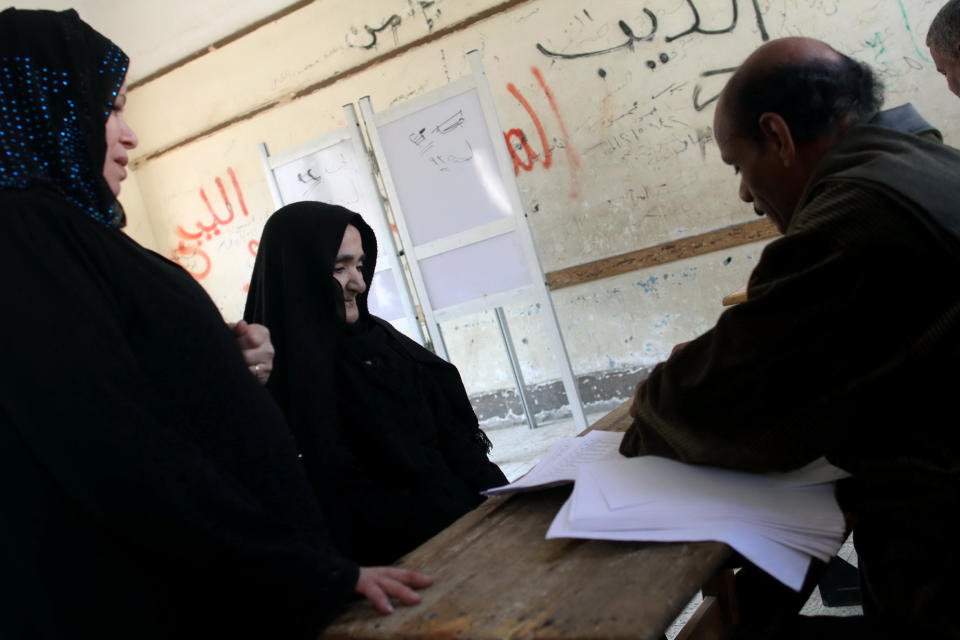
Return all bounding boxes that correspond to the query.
[570,464,843,558]
[546,456,848,590]
[547,494,814,591]
[586,457,846,533]
[482,430,624,496]
[766,457,851,487]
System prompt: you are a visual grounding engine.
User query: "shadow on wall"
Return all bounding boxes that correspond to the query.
[474,366,652,428]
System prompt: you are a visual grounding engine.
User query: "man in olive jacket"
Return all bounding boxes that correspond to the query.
[621,37,960,639]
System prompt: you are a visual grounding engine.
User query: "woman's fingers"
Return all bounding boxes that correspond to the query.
[356,567,432,614]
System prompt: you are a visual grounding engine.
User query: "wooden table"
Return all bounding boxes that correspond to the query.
[322,401,736,639]
[721,284,748,306]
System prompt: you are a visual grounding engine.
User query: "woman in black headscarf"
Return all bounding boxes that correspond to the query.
[244,202,507,565]
[0,9,428,639]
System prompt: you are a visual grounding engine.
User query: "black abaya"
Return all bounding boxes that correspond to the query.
[244,202,507,565]
[1,10,357,638]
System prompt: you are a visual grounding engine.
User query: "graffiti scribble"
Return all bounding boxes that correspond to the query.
[536,10,657,60]
[170,167,250,281]
[350,14,402,50]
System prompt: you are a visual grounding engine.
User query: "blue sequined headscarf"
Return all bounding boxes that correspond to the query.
[0,8,128,227]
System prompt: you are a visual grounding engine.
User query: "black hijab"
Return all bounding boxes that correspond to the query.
[244,201,497,472]
[245,202,505,563]
[0,8,127,227]
[244,202,377,487]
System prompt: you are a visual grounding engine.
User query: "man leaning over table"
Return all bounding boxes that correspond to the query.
[619,37,960,639]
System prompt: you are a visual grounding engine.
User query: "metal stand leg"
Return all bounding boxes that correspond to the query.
[495,307,537,430]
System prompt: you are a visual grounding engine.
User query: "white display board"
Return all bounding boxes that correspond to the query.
[361,50,586,431]
[376,88,513,245]
[259,107,423,342]
[373,86,533,311]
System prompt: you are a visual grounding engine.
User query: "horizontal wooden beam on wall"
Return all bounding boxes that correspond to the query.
[545,218,778,291]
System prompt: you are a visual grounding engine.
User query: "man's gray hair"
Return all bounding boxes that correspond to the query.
[927,0,960,56]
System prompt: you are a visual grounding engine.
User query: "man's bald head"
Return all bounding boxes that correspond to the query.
[718,37,882,144]
[713,38,882,233]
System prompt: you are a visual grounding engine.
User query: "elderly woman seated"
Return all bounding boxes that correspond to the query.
[245,202,507,565]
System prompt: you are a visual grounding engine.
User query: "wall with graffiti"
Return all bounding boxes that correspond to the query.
[123,0,958,410]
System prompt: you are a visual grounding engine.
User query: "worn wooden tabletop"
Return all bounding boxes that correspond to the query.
[321,401,733,639]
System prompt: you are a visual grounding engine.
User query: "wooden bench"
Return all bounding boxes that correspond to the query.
[721,284,748,306]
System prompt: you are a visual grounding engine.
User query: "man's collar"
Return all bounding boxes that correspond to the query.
[867,103,942,141]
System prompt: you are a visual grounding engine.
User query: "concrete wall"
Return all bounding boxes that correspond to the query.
[121,0,960,418]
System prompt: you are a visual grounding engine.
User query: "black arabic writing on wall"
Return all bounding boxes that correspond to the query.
[348,14,403,50]
[535,0,770,111]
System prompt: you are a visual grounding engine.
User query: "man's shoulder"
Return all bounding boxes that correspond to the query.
[788,180,897,237]
[799,117,960,244]
[867,103,942,141]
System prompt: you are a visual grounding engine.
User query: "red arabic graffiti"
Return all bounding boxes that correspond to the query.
[171,167,250,280]
[504,67,582,199]
[533,67,581,199]
[172,230,212,280]
[505,82,551,173]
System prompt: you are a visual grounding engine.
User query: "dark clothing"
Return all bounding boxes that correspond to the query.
[335,318,508,564]
[0,189,358,639]
[1,10,357,639]
[621,116,960,636]
[244,203,506,565]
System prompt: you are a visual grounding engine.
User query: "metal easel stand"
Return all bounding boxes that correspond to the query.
[495,306,538,430]
[466,49,587,433]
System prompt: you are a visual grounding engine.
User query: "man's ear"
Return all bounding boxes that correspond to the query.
[758,112,796,168]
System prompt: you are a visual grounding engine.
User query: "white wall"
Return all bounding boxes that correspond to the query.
[13,0,298,83]
[120,0,959,398]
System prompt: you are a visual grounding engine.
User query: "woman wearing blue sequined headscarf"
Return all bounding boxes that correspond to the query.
[0,7,128,226]
[0,9,429,638]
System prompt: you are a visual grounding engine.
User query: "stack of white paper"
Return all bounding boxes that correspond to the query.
[483,431,849,591]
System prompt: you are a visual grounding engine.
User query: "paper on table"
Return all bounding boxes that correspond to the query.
[548,493,813,591]
[547,457,847,590]
[482,430,624,496]
[768,457,851,487]
[567,465,843,560]
[587,457,845,533]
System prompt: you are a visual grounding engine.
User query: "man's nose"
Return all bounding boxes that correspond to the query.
[738,178,753,203]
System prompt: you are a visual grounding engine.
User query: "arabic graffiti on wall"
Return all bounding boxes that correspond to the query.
[171,167,257,284]
[345,1,442,49]
[535,0,769,112]
[499,0,772,204]
[503,67,582,199]
[348,14,403,50]
[863,0,933,86]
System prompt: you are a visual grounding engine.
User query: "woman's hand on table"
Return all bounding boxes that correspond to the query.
[356,567,433,614]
